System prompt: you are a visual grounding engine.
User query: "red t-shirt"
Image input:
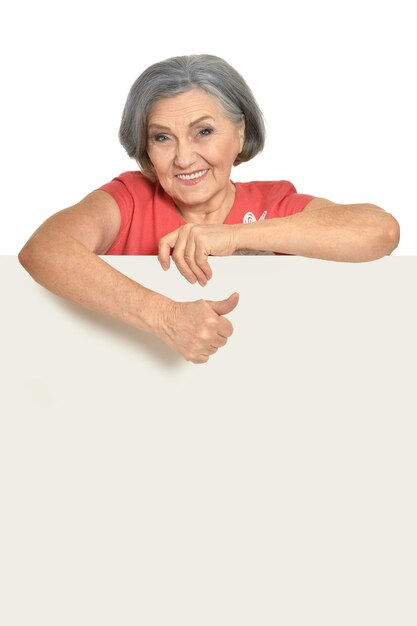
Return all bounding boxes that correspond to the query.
[96,170,314,255]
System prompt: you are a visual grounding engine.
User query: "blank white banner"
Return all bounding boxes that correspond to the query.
[1,255,416,625]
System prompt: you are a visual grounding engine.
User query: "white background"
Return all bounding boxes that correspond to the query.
[2,0,416,254]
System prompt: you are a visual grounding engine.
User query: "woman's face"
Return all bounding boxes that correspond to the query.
[146,89,245,208]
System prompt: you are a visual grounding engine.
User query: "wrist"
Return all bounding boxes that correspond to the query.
[131,286,174,337]
[229,220,281,253]
[156,297,180,347]
[230,224,243,252]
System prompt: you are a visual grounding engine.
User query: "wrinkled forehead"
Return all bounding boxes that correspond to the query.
[147,89,224,128]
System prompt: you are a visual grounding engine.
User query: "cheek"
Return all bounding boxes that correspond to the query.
[210,139,239,165]
[148,149,169,173]
[218,138,241,167]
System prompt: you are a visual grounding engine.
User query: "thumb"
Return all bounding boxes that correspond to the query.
[206,292,240,316]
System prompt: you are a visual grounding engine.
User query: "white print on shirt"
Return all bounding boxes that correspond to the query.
[243,210,268,223]
[235,209,273,255]
[243,211,256,223]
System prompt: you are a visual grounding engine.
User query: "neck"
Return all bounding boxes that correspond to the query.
[175,181,236,225]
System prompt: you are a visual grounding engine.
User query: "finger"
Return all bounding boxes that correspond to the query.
[195,243,213,283]
[192,355,209,364]
[184,238,209,286]
[214,335,227,347]
[158,230,180,270]
[207,345,219,354]
[207,292,239,316]
[172,229,200,284]
[218,318,234,338]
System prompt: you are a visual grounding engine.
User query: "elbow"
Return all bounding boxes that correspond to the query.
[18,239,41,275]
[383,214,400,256]
[361,213,400,262]
[366,205,400,256]
[18,243,32,270]
[356,205,400,261]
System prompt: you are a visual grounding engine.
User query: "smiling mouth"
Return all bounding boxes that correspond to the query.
[176,169,209,180]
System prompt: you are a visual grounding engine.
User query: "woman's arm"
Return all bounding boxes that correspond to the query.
[157,199,400,284]
[18,191,237,364]
[234,199,400,262]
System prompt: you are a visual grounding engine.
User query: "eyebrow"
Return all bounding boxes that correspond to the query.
[148,115,215,131]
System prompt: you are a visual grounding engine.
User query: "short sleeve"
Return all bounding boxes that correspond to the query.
[270,181,315,255]
[95,176,135,252]
[273,182,315,217]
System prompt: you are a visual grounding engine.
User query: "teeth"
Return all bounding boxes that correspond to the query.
[177,169,208,180]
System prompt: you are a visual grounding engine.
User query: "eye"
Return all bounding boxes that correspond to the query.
[198,128,213,137]
[153,133,169,143]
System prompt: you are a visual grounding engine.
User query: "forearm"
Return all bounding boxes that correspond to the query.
[232,205,400,262]
[18,231,170,335]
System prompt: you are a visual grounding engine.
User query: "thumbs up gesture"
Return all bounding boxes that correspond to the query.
[158,293,239,363]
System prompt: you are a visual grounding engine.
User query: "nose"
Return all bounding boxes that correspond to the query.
[174,137,197,170]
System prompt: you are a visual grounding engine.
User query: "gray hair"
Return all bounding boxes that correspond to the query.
[118,54,266,179]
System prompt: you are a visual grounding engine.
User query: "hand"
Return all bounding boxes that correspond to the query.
[158,292,239,364]
[158,223,238,286]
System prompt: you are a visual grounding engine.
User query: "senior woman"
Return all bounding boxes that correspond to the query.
[19,54,400,364]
